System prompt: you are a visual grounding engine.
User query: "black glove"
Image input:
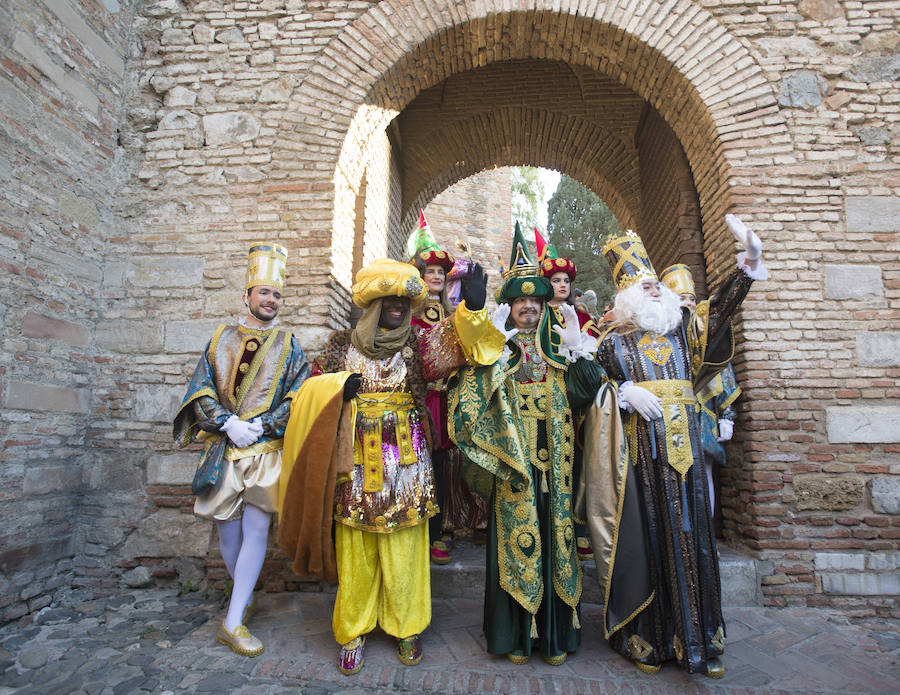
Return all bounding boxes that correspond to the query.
[342,373,362,401]
[459,262,488,311]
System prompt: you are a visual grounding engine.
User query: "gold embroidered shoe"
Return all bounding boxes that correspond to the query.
[397,635,423,665]
[634,660,661,674]
[338,635,366,675]
[542,653,567,666]
[217,621,263,657]
[704,656,725,679]
[429,540,451,565]
[507,653,529,665]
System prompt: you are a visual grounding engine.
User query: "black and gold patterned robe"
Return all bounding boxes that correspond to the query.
[592,268,754,674]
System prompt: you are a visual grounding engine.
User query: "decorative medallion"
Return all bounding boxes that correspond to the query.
[638,332,672,365]
[522,281,535,295]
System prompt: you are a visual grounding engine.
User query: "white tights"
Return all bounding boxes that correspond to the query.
[216,504,271,632]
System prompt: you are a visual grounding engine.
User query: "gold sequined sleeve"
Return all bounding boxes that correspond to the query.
[452,300,506,366]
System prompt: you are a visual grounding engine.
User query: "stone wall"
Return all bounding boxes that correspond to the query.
[0,0,898,622]
[0,0,140,622]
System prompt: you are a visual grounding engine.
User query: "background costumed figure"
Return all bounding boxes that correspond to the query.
[406,211,488,563]
[579,216,766,678]
[277,258,502,675]
[661,264,742,515]
[450,222,605,665]
[173,243,309,657]
[536,226,599,562]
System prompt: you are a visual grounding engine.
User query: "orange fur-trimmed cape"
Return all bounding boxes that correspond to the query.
[276,372,355,583]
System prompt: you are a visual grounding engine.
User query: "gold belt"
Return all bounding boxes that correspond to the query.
[354,391,417,492]
[629,379,694,477]
[633,379,695,404]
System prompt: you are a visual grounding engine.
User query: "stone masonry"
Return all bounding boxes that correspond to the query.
[0,0,898,625]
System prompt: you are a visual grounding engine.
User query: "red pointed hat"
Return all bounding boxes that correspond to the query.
[534,227,576,280]
[406,209,454,272]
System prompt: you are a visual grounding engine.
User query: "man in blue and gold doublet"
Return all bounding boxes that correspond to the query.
[450,222,605,666]
[173,243,309,657]
[581,217,766,678]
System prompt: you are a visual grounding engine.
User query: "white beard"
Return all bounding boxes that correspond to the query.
[613,283,683,335]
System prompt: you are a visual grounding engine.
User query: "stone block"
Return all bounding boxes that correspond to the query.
[798,0,844,22]
[161,28,192,45]
[203,112,260,146]
[123,566,152,588]
[854,127,892,147]
[845,197,900,233]
[45,0,125,74]
[827,406,900,444]
[57,189,101,229]
[718,546,762,606]
[204,291,242,316]
[134,384,184,423]
[126,256,204,288]
[122,509,210,559]
[814,552,865,571]
[846,56,900,84]
[30,243,102,284]
[867,552,899,571]
[159,109,200,131]
[824,265,883,300]
[23,465,81,496]
[778,70,829,108]
[871,476,900,514]
[794,475,864,511]
[95,322,163,353]
[22,311,89,347]
[82,456,142,492]
[164,319,222,353]
[12,32,99,114]
[4,380,89,414]
[147,452,195,485]
[821,572,900,596]
[856,332,900,366]
[165,86,197,108]
[103,261,126,288]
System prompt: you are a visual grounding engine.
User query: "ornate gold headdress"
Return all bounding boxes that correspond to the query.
[245,243,287,291]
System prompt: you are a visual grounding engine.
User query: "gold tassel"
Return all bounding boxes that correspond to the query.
[541,470,549,494]
[572,608,580,629]
[530,615,538,639]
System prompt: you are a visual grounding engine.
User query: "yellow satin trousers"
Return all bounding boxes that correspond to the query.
[332,521,431,645]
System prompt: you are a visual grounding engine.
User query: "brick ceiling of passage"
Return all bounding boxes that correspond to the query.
[397,60,645,230]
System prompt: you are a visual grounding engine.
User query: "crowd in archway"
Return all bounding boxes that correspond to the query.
[173,211,765,679]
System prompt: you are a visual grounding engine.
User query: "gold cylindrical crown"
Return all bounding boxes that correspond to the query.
[660,264,696,297]
[602,230,656,291]
[245,243,287,291]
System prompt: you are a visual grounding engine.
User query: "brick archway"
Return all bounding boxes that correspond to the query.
[270,1,785,298]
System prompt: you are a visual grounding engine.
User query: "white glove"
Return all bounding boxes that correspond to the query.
[725,214,762,260]
[619,382,663,421]
[717,419,734,442]
[491,304,519,341]
[221,415,263,448]
[551,304,582,349]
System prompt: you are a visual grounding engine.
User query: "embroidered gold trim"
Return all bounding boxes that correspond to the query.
[240,331,293,420]
[673,634,684,662]
[712,625,725,651]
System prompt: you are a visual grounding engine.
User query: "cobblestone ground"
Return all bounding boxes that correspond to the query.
[0,586,897,695]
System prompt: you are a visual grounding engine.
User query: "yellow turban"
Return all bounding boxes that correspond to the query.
[351,258,428,309]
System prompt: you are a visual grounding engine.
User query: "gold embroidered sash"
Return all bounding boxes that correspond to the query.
[354,391,418,492]
[632,379,695,477]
